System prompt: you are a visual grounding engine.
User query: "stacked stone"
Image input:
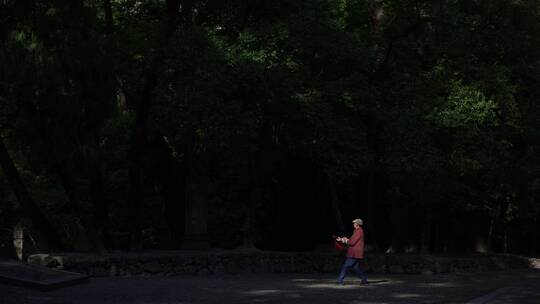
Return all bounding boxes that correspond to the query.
[27,251,531,277]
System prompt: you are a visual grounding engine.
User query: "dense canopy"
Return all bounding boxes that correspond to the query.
[1,0,539,255]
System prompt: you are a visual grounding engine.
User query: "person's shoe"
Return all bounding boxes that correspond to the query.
[360,280,369,285]
[335,281,344,285]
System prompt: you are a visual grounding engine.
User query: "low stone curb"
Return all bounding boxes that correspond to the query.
[26,250,533,278]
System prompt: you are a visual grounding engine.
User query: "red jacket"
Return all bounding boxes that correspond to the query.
[346,227,365,259]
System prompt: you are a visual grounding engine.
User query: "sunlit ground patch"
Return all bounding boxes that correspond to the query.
[295,282,373,289]
[242,289,282,295]
[418,282,457,288]
[291,278,317,282]
[392,293,422,299]
[294,278,396,289]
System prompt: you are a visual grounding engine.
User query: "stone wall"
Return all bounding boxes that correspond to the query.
[27,250,534,277]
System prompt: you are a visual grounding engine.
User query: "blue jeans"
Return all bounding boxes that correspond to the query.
[337,257,367,283]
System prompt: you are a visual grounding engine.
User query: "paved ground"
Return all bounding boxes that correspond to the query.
[466,276,540,304]
[1,269,539,304]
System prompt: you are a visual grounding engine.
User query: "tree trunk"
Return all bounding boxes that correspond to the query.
[526,179,538,254]
[327,173,345,235]
[180,0,194,26]
[386,189,407,253]
[102,0,113,33]
[241,150,262,249]
[487,201,501,252]
[98,0,117,250]
[364,112,382,251]
[417,182,431,253]
[487,214,495,252]
[503,228,508,254]
[77,61,111,253]
[183,177,209,249]
[182,142,209,250]
[240,113,274,249]
[125,54,158,251]
[167,0,181,21]
[126,0,180,250]
[421,214,432,253]
[88,164,112,249]
[533,211,538,254]
[54,163,104,252]
[156,137,186,248]
[24,92,102,252]
[127,158,144,250]
[0,137,63,250]
[366,168,380,251]
[367,0,385,29]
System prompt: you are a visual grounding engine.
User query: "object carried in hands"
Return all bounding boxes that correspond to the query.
[333,235,346,250]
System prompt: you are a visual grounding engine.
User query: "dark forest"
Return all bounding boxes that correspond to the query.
[1,0,539,257]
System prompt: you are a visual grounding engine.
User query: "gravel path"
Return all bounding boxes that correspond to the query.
[1,269,539,304]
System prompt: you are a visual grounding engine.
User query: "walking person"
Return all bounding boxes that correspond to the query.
[336,218,368,285]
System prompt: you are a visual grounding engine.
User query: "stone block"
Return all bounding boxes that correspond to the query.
[0,260,88,291]
[143,261,162,274]
[388,265,404,273]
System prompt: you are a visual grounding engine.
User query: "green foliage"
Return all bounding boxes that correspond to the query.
[1,0,540,253]
[434,81,499,128]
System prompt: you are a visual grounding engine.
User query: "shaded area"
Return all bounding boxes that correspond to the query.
[0,260,88,291]
[0,269,539,304]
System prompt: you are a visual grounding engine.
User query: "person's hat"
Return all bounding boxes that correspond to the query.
[352,219,363,225]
